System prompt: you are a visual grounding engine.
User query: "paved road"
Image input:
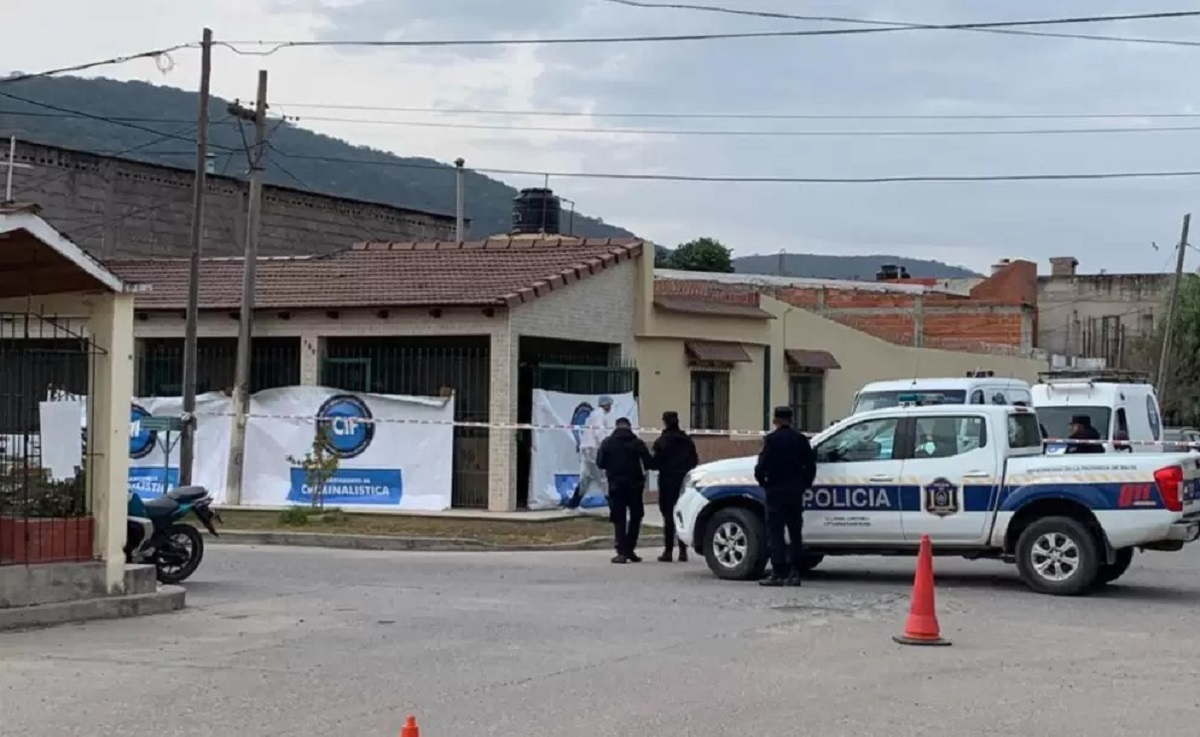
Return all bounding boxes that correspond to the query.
[2,543,1199,737]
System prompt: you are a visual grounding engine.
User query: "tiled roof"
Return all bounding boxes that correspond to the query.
[684,341,752,363]
[653,297,774,320]
[106,237,645,310]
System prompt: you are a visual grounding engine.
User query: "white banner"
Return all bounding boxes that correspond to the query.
[128,392,232,502]
[528,389,639,511]
[240,387,454,511]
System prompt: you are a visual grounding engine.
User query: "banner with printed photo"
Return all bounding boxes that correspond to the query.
[528,389,639,511]
[240,387,454,511]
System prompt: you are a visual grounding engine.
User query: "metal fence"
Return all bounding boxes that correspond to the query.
[136,337,301,396]
[0,313,100,566]
[321,337,491,508]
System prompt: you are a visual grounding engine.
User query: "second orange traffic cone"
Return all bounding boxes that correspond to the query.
[892,534,951,647]
[400,715,420,737]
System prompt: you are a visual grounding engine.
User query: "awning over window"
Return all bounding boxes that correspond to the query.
[785,349,841,371]
[685,340,752,364]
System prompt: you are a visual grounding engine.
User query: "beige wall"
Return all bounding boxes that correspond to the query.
[636,337,768,434]
[762,295,1045,425]
[633,292,1047,439]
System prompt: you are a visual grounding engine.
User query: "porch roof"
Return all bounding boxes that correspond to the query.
[106,237,645,310]
[0,203,130,298]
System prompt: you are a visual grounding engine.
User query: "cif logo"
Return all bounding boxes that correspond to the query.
[316,394,374,459]
[570,402,593,452]
[129,403,156,459]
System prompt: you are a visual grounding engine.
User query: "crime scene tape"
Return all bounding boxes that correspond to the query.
[189,409,1200,447]
[192,409,776,437]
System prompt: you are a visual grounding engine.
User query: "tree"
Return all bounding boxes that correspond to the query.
[664,237,734,273]
[1126,274,1200,424]
[286,424,340,511]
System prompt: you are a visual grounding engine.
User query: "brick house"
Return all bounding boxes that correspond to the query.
[106,236,648,512]
[655,259,1040,357]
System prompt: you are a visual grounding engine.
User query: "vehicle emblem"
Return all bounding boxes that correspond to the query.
[923,477,960,518]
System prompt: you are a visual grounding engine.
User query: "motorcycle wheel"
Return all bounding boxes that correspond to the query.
[155,523,204,585]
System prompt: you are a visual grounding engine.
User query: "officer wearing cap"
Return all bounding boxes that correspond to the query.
[754,406,817,587]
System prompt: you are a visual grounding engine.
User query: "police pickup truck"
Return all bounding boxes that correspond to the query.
[674,405,1200,595]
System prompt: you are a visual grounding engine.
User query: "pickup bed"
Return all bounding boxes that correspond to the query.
[674,405,1200,595]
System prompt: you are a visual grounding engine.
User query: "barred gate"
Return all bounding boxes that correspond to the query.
[320,337,491,509]
[0,313,102,566]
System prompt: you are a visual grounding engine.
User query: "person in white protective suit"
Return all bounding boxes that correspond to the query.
[565,395,614,509]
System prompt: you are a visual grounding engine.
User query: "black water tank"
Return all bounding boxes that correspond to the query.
[512,188,561,235]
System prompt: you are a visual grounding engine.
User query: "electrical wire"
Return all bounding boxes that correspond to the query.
[268,103,1200,122]
[274,115,1200,139]
[266,147,1200,184]
[13,108,1200,139]
[216,10,1200,52]
[0,90,237,152]
[599,0,1200,48]
[0,44,195,85]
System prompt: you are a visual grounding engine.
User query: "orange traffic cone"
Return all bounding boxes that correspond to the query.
[400,715,420,737]
[892,534,951,647]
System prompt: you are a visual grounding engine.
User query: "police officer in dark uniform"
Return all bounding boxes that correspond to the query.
[651,411,698,562]
[596,417,656,564]
[755,406,817,587]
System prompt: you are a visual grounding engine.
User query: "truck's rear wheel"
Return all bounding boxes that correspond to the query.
[703,507,767,581]
[1093,548,1135,588]
[1015,516,1100,596]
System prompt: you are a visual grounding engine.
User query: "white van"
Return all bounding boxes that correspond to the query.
[1031,370,1165,454]
[850,372,1034,416]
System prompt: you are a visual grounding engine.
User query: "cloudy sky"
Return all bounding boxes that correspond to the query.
[7,0,1200,274]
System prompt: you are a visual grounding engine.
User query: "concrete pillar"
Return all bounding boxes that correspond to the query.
[87,292,136,594]
[487,329,517,511]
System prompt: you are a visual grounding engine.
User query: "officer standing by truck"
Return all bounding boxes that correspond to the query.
[754,406,817,587]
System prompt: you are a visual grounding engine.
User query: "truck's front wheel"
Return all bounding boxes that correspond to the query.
[703,507,767,581]
[1015,516,1100,596]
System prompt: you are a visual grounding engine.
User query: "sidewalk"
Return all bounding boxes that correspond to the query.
[219,505,666,527]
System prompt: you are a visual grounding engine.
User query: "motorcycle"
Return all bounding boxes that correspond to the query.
[125,485,222,584]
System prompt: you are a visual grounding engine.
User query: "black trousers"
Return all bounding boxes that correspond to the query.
[765,491,805,577]
[657,473,686,551]
[609,486,645,556]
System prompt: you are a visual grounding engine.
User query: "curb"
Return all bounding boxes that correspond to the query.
[208,529,666,553]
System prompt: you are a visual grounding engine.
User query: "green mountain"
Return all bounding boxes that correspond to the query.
[0,75,634,240]
[0,75,979,279]
[732,253,979,280]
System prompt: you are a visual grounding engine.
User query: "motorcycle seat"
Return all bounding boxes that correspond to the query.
[142,495,180,518]
[166,486,209,503]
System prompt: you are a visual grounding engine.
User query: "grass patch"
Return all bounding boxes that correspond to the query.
[217,508,616,545]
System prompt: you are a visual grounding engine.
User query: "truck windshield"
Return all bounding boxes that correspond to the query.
[1036,406,1112,441]
[852,389,967,414]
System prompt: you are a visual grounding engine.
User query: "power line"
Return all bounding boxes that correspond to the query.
[14,108,1200,139]
[266,147,1200,184]
[600,0,1200,47]
[0,44,195,85]
[275,115,1200,139]
[217,10,1200,52]
[269,102,1200,122]
[0,90,237,151]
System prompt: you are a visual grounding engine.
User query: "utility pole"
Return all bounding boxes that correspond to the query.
[454,157,465,241]
[224,70,269,506]
[179,27,213,486]
[1156,212,1190,403]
